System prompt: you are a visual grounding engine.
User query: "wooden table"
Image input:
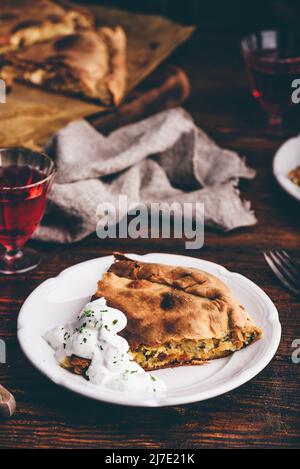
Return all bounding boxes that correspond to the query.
[0,28,300,449]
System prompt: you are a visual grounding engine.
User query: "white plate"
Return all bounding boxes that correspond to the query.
[273,134,300,202]
[17,253,281,407]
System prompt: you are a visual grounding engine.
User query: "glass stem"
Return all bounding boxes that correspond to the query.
[268,113,283,132]
[5,248,22,259]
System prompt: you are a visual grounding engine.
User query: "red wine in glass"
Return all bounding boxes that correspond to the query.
[242,30,300,130]
[0,148,55,274]
[0,165,49,250]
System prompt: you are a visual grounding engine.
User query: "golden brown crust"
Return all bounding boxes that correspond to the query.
[60,355,91,376]
[96,253,262,350]
[54,0,94,23]
[139,359,206,371]
[0,27,127,106]
[0,0,94,54]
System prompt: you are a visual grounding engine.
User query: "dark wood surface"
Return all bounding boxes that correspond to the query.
[1,27,300,449]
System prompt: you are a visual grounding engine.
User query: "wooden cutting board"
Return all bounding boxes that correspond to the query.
[0,4,194,148]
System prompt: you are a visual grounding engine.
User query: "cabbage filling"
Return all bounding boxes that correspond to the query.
[60,330,259,375]
[129,331,258,370]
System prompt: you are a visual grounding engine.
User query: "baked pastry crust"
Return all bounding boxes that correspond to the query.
[93,253,262,371]
[0,0,94,54]
[0,27,127,106]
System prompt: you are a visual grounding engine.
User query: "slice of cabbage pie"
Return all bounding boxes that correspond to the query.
[0,0,94,54]
[91,253,262,371]
[0,27,127,106]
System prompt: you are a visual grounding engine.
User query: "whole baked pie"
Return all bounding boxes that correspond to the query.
[0,0,93,54]
[0,27,127,106]
[63,253,262,374]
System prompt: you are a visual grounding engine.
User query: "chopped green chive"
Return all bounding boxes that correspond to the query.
[82,310,94,318]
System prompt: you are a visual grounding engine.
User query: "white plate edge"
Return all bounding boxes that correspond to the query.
[273,134,300,202]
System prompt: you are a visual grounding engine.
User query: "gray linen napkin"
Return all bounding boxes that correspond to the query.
[34,107,257,243]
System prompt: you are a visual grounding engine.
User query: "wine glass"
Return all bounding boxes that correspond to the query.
[241,30,300,132]
[0,147,55,274]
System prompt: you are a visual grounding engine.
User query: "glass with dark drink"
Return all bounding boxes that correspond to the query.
[0,147,55,274]
[242,30,300,131]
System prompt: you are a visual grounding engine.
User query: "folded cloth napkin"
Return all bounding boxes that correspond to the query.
[34,107,257,243]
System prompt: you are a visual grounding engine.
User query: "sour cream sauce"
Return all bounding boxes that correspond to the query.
[44,297,166,395]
